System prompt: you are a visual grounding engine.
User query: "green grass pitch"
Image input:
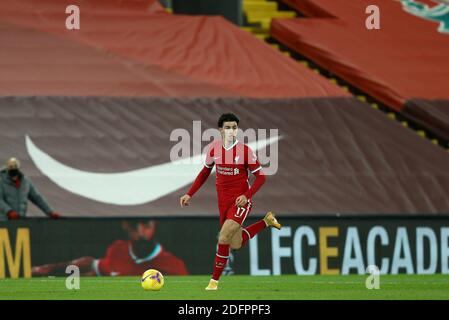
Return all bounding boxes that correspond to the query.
[1,275,449,300]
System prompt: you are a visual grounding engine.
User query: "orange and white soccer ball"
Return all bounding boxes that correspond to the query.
[141,269,164,291]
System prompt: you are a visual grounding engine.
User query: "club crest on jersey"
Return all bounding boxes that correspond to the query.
[234,156,240,164]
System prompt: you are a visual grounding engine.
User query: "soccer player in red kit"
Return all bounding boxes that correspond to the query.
[180,113,281,290]
[32,220,188,277]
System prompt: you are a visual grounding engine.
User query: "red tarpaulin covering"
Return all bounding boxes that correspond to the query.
[272,0,449,140]
[1,1,448,217]
[0,0,346,98]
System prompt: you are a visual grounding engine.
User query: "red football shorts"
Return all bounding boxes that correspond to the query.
[218,199,253,226]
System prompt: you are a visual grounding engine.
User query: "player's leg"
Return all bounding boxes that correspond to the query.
[206,218,241,290]
[233,211,282,249]
[230,227,243,250]
[228,199,256,250]
[227,200,252,250]
[228,198,281,249]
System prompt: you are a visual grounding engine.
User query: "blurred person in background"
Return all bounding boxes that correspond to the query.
[0,157,60,221]
[32,219,189,276]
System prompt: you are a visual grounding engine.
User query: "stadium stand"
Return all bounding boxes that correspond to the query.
[0,0,343,98]
[0,0,448,217]
[1,96,449,216]
[271,0,449,141]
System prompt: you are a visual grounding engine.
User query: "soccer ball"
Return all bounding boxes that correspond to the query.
[141,269,164,291]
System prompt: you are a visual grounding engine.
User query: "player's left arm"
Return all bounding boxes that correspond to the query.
[180,143,215,207]
[236,170,266,207]
[235,146,266,207]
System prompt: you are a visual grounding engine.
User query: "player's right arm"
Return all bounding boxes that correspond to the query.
[180,166,212,207]
[32,256,96,276]
[180,144,215,207]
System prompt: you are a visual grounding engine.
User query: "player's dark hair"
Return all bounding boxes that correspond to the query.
[218,113,239,128]
[122,219,156,231]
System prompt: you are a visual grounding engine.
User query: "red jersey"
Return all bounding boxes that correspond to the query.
[204,140,262,203]
[94,240,188,276]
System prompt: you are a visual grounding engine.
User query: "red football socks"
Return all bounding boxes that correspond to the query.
[241,220,266,247]
[211,243,230,281]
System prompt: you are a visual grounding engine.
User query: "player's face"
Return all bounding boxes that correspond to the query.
[123,220,156,241]
[137,221,156,241]
[220,121,238,144]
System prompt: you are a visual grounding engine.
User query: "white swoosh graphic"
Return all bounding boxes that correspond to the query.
[26,135,280,205]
